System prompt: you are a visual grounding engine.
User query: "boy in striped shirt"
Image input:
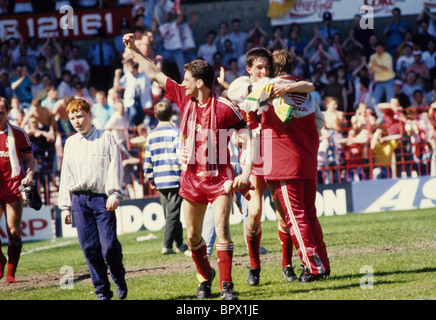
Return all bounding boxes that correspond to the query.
[144,101,187,255]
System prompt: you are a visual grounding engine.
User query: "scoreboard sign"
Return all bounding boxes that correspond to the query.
[0,6,134,41]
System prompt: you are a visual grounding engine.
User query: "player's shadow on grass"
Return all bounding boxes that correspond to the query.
[328,266,436,281]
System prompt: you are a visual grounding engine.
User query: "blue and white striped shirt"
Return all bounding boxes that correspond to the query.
[144,122,180,189]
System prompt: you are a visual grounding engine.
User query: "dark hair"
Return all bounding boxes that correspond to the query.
[184,60,215,89]
[0,97,11,112]
[153,101,173,121]
[245,47,272,68]
[375,40,385,48]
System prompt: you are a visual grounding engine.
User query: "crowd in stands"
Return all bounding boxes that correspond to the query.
[2,1,436,205]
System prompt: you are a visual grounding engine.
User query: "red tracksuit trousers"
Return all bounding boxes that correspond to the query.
[269,178,330,274]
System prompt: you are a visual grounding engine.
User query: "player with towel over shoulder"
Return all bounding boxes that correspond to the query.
[0,97,36,283]
[123,33,255,300]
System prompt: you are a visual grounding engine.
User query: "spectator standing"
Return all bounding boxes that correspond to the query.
[215,21,231,56]
[179,7,198,64]
[318,11,340,41]
[57,70,75,99]
[351,14,374,59]
[113,59,154,129]
[11,64,37,110]
[92,91,115,129]
[369,40,396,121]
[197,30,217,66]
[64,45,90,87]
[422,38,436,78]
[228,18,248,57]
[143,101,187,255]
[87,27,116,93]
[158,8,185,82]
[414,20,436,52]
[104,100,129,156]
[383,7,410,57]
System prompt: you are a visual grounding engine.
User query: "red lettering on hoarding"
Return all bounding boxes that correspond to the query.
[363,0,395,12]
[28,219,48,236]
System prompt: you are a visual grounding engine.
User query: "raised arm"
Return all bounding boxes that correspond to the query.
[123,33,168,90]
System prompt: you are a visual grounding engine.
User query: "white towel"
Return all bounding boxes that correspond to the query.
[7,122,21,178]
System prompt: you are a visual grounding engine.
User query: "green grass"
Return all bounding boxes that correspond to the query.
[0,208,435,300]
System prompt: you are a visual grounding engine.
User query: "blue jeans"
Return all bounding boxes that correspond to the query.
[372,78,395,119]
[71,192,125,297]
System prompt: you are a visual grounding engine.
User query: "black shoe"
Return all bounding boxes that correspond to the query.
[196,268,215,299]
[247,268,260,286]
[282,265,298,282]
[298,265,325,283]
[322,268,331,279]
[115,280,128,299]
[220,282,238,300]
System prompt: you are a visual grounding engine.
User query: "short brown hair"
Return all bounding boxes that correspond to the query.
[0,97,11,112]
[153,101,172,121]
[66,98,91,114]
[272,49,293,77]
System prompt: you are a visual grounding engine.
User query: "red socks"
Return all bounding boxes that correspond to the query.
[6,240,22,283]
[278,224,293,269]
[0,244,6,280]
[216,242,234,290]
[189,238,212,282]
[0,238,22,283]
[245,226,261,270]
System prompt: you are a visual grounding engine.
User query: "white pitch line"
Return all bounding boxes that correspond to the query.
[21,241,74,255]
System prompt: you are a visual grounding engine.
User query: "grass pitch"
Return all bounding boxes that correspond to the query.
[0,208,435,301]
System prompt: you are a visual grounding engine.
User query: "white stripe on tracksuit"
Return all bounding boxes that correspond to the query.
[280,180,322,274]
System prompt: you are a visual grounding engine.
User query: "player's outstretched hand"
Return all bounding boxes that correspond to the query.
[123,33,137,52]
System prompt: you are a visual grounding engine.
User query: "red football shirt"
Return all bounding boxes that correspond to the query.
[0,123,33,181]
[165,78,246,169]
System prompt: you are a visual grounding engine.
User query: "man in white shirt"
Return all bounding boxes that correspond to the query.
[56,70,75,99]
[58,98,127,300]
[158,9,185,82]
[64,45,90,87]
[114,59,154,129]
[197,30,218,65]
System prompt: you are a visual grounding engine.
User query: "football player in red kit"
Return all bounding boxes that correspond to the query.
[0,97,36,283]
[243,49,330,281]
[123,33,254,300]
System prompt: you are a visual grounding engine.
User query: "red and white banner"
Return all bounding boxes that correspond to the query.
[271,0,436,25]
[0,6,134,42]
[0,206,53,242]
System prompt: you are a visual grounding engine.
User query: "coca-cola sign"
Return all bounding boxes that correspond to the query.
[289,0,334,18]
